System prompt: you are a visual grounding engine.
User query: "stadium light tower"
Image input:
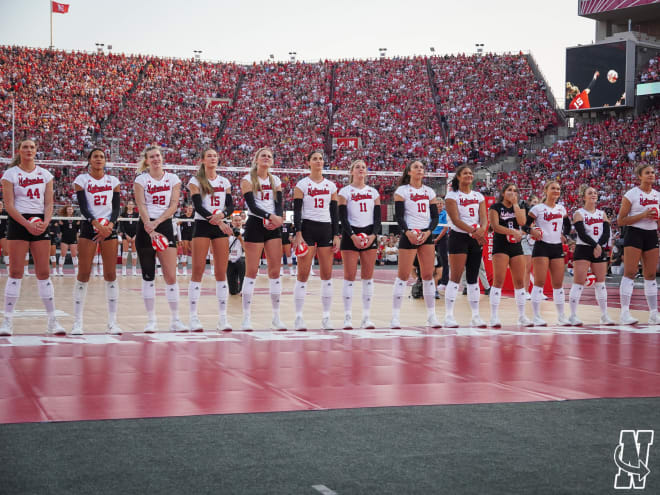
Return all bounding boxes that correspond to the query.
[430,47,435,53]
[379,47,387,59]
[95,43,104,54]
[475,43,484,55]
[289,51,297,62]
[193,50,202,61]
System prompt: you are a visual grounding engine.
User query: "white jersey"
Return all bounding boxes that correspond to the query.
[338,184,379,228]
[1,166,53,214]
[242,173,281,217]
[529,203,567,245]
[134,172,181,219]
[575,208,606,246]
[296,176,337,223]
[444,189,484,233]
[188,175,231,221]
[395,184,437,230]
[624,187,660,231]
[73,173,120,221]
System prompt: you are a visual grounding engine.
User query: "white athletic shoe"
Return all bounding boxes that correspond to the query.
[271,317,287,331]
[106,322,122,335]
[132,268,138,276]
[389,317,401,329]
[0,318,13,336]
[189,315,203,333]
[122,267,127,276]
[182,267,188,276]
[360,318,375,329]
[217,316,232,332]
[599,314,615,326]
[525,292,532,301]
[568,315,583,326]
[58,268,64,276]
[170,319,189,333]
[294,316,307,331]
[518,315,534,327]
[648,312,660,325]
[71,320,84,336]
[241,317,254,332]
[532,316,547,327]
[343,315,353,329]
[321,317,334,330]
[47,318,66,336]
[143,320,158,333]
[289,268,296,277]
[426,314,442,328]
[489,317,502,328]
[157,267,163,277]
[470,316,487,328]
[620,312,638,326]
[557,315,572,326]
[444,315,459,328]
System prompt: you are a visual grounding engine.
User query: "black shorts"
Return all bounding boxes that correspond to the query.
[243,216,282,243]
[532,240,564,259]
[447,230,481,255]
[60,233,77,245]
[79,220,118,241]
[192,219,228,240]
[573,244,608,263]
[492,236,523,258]
[399,230,434,249]
[7,214,50,242]
[136,219,176,250]
[623,226,659,252]
[301,219,333,248]
[180,225,193,241]
[50,236,58,246]
[281,229,291,245]
[341,225,377,252]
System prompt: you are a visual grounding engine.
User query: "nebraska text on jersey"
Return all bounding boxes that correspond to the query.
[584,216,603,226]
[351,192,373,201]
[18,176,45,188]
[146,183,171,194]
[639,197,659,206]
[410,193,430,202]
[308,187,330,197]
[459,197,479,206]
[87,183,113,194]
[543,211,563,221]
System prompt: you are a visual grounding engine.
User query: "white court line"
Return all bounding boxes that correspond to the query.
[312,485,338,495]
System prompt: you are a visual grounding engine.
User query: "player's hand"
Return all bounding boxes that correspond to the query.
[332,235,341,254]
[26,220,45,236]
[144,220,157,234]
[509,229,523,242]
[268,215,283,228]
[593,71,600,79]
[351,234,362,249]
[593,244,602,258]
[531,227,543,241]
[292,232,304,252]
[419,230,431,244]
[219,222,233,236]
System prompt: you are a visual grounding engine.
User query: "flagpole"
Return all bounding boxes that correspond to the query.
[49,0,53,49]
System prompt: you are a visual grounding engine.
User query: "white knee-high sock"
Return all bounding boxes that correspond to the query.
[514,288,527,318]
[269,278,281,319]
[188,281,201,317]
[166,283,180,320]
[242,277,256,316]
[362,279,374,319]
[531,286,544,318]
[37,278,56,317]
[216,280,228,316]
[294,280,307,317]
[73,280,88,321]
[58,257,65,269]
[594,282,608,316]
[619,276,635,313]
[553,288,566,318]
[142,280,156,321]
[444,281,459,318]
[568,284,584,317]
[490,287,502,320]
[321,279,333,318]
[72,256,78,269]
[392,277,406,319]
[4,277,22,318]
[106,280,118,324]
[343,280,354,316]
[423,279,436,317]
[467,283,480,317]
[644,279,658,313]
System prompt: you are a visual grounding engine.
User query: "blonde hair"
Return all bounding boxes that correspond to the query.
[348,159,366,184]
[542,180,560,203]
[635,163,654,178]
[11,139,36,167]
[578,184,595,202]
[195,149,216,197]
[136,145,161,174]
[249,147,276,194]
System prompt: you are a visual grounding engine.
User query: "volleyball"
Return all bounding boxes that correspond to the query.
[28,216,42,223]
[263,218,274,228]
[650,206,659,220]
[607,69,618,83]
[295,240,309,257]
[356,232,369,247]
[585,273,597,287]
[507,232,519,243]
[93,218,109,232]
[151,234,169,252]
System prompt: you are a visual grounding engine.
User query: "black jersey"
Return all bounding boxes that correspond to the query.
[179,214,194,241]
[47,221,60,242]
[489,202,521,243]
[59,219,80,244]
[119,210,140,237]
[0,210,7,238]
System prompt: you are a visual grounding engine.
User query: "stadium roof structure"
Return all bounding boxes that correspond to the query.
[578,0,660,22]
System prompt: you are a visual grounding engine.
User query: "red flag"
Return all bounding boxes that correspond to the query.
[52,1,69,14]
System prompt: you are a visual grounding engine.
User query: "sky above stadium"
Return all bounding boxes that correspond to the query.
[1,0,594,104]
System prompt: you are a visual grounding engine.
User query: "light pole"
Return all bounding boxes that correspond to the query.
[193,50,202,61]
[475,43,484,55]
[288,51,297,62]
[430,47,435,54]
[95,43,105,54]
[379,47,387,59]
[269,54,274,61]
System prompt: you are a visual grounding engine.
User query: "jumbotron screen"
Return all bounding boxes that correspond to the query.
[565,42,628,110]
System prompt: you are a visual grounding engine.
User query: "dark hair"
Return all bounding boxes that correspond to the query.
[498,183,518,203]
[87,148,106,163]
[306,150,324,162]
[397,160,424,187]
[451,165,472,191]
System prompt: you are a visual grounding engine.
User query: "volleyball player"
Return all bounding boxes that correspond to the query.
[281,221,294,277]
[0,139,64,336]
[241,147,286,331]
[134,145,187,333]
[187,148,234,332]
[488,183,531,327]
[0,201,7,274]
[567,185,614,325]
[48,220,59,276]
[119,200,140,276]
[617,164,660,325]
[71,148,122,335]
[177,203,194,276]
[444,165,487,328]
[57,204,80,276]
[527,180,572,326]
[292,151,340,331]
[338,159,381,329]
